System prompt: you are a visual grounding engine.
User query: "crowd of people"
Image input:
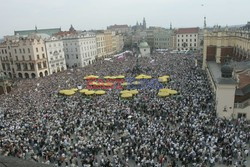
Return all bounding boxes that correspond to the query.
[0,52,249,167]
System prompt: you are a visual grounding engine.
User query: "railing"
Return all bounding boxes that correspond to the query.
[234,99,250,109]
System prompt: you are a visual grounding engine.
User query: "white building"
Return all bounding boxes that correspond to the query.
[45,37,67,74]
[139,41,150,57]
[176,27,199,51]
[63,33,97,68]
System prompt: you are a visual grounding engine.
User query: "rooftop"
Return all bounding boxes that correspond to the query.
[176,27,199,34]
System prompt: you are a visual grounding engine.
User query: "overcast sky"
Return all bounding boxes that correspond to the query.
[0,0,249,37]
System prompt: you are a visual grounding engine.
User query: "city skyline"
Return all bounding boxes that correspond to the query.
[0,0,250,38]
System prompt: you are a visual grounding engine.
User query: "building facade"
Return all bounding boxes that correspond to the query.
[45,37,67,74]
[63,33,97,68]
[104,31,113,57]
[0,34,49,79]
[176,27,199,51]
[107,24,130,34]
[203,23,250,120]
[96,32,106,58]
[154,29,173,50]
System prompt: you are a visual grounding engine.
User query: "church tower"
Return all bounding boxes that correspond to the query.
[143,17,146,30]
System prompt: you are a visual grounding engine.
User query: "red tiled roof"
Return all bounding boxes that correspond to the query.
[238,71,250,89]
[176,27,199,34]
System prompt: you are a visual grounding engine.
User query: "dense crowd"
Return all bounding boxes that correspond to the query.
[0,53,249,167]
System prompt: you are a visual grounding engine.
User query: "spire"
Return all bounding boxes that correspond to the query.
[204,17,207,29]
[170,22,172,30]
[143,17,146,29]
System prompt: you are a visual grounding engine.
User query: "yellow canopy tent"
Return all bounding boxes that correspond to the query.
[84,75,99,79]
[63,90,76,96]
[159,88,171,92]
[116,75,125,79]
[168,89,178,95]
[121,82,128,86]
[71,88,78,92]
[144,75,152,79]
[79,89,89,93]
[121,93,133,98]
[104,76,112,79]
[158,92,170,97]
[135,75,144,79]
[89,82,99,86]
[59,90,69,94]
[95,90,106,95]
[130,90,139,95]
[158,77,168,83]
[85,90,95,95]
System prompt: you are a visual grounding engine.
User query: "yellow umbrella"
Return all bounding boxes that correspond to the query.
[95,90,106,95]
[130,90,139,95]
[79,89,89,93]
[71,88,78,92]
[89,82,98,85]
[168,89,178,95]
[121,93,133,98]
[116,75,125,79]
[135,75,144,79]
[144,75,152,79]
[158,92,170,97]
[104,76,112,79]
[84,75,99,79]
[63,90,76,96]
[159,88,171,92]
[59,90,69,94]
[158,78,168,83]
[121,82,128,86]
[120,90,131,94]
[85,90,95,95]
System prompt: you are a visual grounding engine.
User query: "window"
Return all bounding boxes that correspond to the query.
[76,54,78,59]
[194,43,196,47]
[42,53,45,58]
[50,51,52,54]
[41,47,44,51]
[59,50,61,53]
[43,61,47,68]
[16,56,18,61]
[194,39,196,42]
[28,48,30,53]
[29,55,31,60]
[30,63,34,70]
[14,49,17,54]
[37,55,40,59]
[23,49,25,53]
[75,48,77,51]
[36,48,38,52]
[22,55,25,61]
[19,49,22,53]
[190,39,192,42]
[66,54,69,59]
[38,63,42,69]
[23,63,28,70]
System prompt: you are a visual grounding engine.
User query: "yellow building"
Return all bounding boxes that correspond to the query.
[104,30,113,57]
[96,32,106,58]
[0,34,49,78]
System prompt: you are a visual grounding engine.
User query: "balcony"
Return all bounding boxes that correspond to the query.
[234,98,250,109]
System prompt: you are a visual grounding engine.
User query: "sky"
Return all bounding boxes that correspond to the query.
[0,0,249,38]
